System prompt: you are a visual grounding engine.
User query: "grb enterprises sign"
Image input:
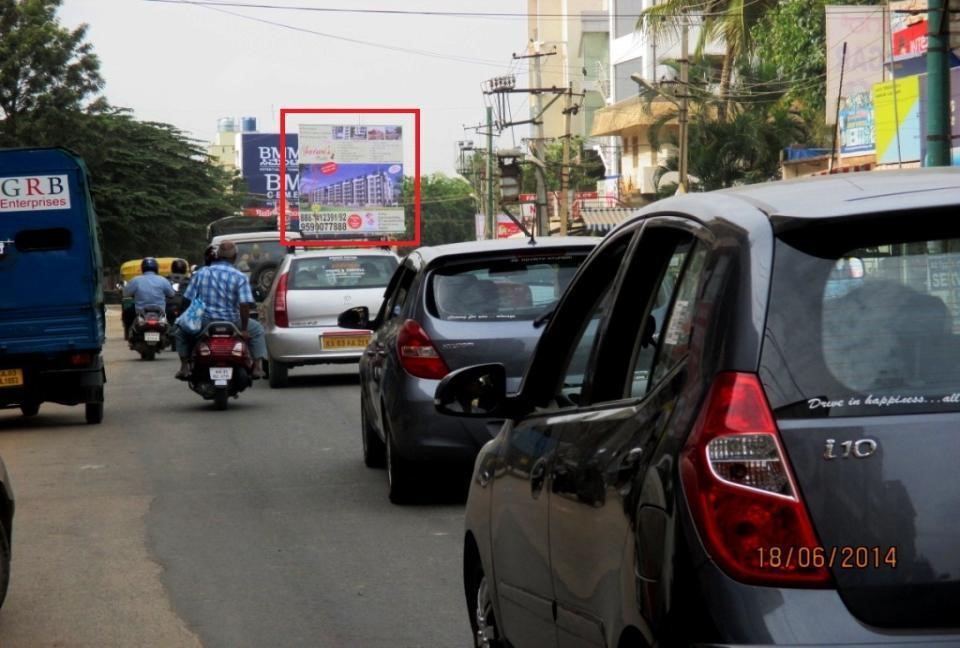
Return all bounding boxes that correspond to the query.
[0,174,71,213]
[238,133,299,210]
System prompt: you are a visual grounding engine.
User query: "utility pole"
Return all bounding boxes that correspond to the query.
[560,83,574,234]
[529,37,551,235]
[924,0,951,166]
[677,16,689,193]
[482,54,584,237]
[486,107,495,238]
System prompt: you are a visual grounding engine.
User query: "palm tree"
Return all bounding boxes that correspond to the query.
[638,0,778,119]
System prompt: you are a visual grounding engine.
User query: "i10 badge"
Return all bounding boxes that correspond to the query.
[824,438,878,459]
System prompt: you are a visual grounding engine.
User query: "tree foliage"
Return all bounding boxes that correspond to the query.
[403,173,476,246]
[0,0,239,268]
[640,0,778,117]
[0,0,105,144]
[64,111,241,266]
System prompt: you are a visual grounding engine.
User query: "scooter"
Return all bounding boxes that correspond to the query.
[128,306,169,360]
[186,321,253,410]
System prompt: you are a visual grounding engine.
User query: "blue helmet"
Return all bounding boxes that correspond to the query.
[141,257,159,273]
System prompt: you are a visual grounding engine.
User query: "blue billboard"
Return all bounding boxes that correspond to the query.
[238,133,299,216]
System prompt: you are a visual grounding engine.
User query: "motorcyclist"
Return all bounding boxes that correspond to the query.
[122,257,175,339]
[174,240,267,380]
[165,258,190,325]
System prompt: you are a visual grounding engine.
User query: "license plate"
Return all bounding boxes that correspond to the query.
[209,367,233,384]
[321,333,371,351]
[0,368,23,388]
[144,331,161,342]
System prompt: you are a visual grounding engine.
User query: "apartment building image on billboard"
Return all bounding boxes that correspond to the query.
[308,167,402,208]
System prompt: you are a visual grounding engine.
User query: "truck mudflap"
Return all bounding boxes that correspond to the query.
[0,351,104,408]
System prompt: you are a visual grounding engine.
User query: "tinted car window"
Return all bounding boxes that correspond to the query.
[763,234,960,417]
[627,238,696,397]
[234,240,287,272]
[288,255,397,290]
[430,255,581,321]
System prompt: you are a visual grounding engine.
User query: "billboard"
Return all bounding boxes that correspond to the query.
[238,133,299,216]
[890,0,927,60]
[825,5,887,124]
[874,74,922,164]
[297,124,405,239]
[838,90,876,155]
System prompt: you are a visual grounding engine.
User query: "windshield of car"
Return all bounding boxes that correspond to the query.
[232,241,287,274]
[288,255,398,290]
[429,253,583,321]
[762,230,960,417]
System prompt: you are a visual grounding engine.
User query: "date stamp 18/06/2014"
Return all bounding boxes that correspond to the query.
[757,546,898,570]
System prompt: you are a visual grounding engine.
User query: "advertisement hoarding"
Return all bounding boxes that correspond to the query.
[825,5,887,124]
[238,133,299,217]
[297,124,405,239]
[838,90,876,155]
[890,0,928,60]
[874,74,922,164]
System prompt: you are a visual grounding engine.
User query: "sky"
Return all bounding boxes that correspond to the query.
[57,0,536,176]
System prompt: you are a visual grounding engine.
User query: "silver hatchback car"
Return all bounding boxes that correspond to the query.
[261,248,399,387]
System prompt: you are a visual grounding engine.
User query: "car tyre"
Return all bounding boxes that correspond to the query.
[213,389,229,411]
[470,564,504,648]
[268,358,289,388]
[85,401,104,424]
[385,416,416,504]
[20,401,40,417]
[140,348,156,361]
[251,262,279,296]
[361,398,386,468]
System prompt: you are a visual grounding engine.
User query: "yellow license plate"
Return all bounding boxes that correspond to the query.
[0,369,24,388]
[321,334,371,351]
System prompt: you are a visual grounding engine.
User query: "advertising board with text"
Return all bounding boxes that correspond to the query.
[279,108,420,248]
[238,133,299,219]
[298,124,405,241]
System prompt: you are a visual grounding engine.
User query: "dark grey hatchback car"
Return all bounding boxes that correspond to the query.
[338,237,599,504]
[437,169,960,647]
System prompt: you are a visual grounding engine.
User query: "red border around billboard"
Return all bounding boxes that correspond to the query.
[279,107,421,248]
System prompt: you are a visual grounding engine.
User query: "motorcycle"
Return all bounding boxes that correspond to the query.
[128,306,169,360]
[186,321,253,410]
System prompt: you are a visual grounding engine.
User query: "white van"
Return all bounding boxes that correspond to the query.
[209,231,302,297]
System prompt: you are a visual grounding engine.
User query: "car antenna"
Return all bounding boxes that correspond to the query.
[501,204,535,245]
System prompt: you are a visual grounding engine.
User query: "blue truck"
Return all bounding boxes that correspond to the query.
[0,148,106,424]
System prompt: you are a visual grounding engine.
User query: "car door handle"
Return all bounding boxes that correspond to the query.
[530,458,547,498]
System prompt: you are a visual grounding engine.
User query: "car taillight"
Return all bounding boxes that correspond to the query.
[69,353,92,366]
[680,372,830,587]
[197,342,211,356]
[232,341,244,357]
[397,319,449,380]
[274,272,289,328]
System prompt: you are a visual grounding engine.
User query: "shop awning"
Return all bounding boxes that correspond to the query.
[590,98,678,137]
[580,207,642,233]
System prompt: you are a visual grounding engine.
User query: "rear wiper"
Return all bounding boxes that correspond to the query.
[533,307,555,328]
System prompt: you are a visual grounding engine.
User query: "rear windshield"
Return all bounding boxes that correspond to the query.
[233,240,287,274]
[429,253,584,321]
[288,255,397,290]
[762,229,960,417]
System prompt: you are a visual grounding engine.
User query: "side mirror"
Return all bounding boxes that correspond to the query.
[338,306,371,329]
[435,363,507,418]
